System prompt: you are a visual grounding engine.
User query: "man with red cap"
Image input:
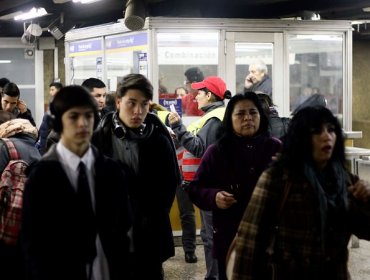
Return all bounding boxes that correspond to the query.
[168,76,231,280]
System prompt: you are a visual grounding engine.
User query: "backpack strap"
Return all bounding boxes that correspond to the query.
[1,138,20,161]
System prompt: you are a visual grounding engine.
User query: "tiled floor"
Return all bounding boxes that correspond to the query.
[163,237,370,280]
[164,245,206,280]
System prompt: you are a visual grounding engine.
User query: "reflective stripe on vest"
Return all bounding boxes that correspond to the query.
[182,151,202,181]
[182,107,226,182]
[176,146,185,171]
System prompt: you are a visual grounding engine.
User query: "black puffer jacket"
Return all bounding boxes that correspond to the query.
[92,112,181,262]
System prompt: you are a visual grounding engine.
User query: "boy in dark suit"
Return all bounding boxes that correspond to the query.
[21,85,131,280]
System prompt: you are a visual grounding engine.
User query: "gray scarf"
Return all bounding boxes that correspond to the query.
[303,160,348,253]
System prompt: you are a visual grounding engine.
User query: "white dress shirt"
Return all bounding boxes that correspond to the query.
[56,142,110,280]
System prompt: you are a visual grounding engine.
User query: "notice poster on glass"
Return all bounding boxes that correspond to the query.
[96,57,103,79]
[159,96,182,117]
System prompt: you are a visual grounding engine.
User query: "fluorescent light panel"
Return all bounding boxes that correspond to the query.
[14,7,47,21]
[0,60,11,63]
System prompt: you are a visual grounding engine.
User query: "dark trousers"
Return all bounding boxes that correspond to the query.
[176,184,196,253]
[128,252,164,280]
[0,240,25,280]
[201,210,218,279]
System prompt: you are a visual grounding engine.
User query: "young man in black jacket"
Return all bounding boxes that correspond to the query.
[92,74,181,280]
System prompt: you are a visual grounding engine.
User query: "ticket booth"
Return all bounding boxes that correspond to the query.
[64,17,354,234]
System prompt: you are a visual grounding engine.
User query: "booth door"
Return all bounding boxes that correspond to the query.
[224,32,287,115]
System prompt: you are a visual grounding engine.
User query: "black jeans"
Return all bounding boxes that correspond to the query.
[176,184,196,253]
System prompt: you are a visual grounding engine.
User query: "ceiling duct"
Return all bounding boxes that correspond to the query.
[21,23,43,45]
[124,0,146,31]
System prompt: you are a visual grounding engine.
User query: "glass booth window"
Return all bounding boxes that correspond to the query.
[157,32,219,117]
[106,32,148,92]
[288,34,343,119]
[68,38,103,85]
[235,43,273,94]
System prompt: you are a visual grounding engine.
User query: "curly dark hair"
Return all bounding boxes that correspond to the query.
[276,106,345,177]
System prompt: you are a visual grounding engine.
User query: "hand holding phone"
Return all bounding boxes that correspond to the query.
[17,99,27,114]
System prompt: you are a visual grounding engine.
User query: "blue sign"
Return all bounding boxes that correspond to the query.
[159,98,182,117]
[69,39,102,53]
[106,33,148,49]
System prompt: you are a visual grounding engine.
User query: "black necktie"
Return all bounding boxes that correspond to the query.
[77,162,96,265]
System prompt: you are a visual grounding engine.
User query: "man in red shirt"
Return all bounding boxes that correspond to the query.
[182,67,204,116]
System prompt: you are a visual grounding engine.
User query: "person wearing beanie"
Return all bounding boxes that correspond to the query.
[182,67,205,116]
[168,76,232,280]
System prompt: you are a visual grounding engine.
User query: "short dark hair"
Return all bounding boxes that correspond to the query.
[49,85,99,133]
[0,77,10,88]
[257,93,274,117]
[82,78,106,92]
[184,67,204,83]
[3,82,20,98]
[117,74,153,100]
[49,82,63,90]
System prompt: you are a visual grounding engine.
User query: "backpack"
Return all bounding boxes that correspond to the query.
[0,138,28,246]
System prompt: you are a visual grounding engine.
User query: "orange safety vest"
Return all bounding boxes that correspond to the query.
[182,107,225,182]
[156,110,185,171]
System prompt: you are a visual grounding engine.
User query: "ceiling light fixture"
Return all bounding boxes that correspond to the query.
[0,60,11,63]
[363,7,370,12]
[14,7,47,21]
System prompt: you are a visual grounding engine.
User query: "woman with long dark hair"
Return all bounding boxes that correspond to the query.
[231,106,370,280]
[188,91,282,279]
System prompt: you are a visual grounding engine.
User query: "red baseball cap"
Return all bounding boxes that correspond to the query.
[191,76,227,100]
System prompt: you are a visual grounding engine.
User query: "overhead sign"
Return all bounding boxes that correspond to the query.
[158,47,218,65]
[69,38,102,57]
[106,32,148,52]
